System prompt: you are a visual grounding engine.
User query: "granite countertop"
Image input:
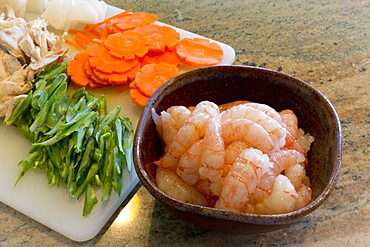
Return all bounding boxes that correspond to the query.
[1,0,369,246]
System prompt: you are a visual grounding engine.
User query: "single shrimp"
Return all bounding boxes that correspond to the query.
[160,106,192,151]
[158,101,219,168]
[156,167,207,206]
[176,139,203,185]
[167,105,192,130]
[244,102,283,124]
[215,147,271,212]
[224,140,250,176]
[199,113,225,183]
[221,118,275,154]
[279,109,299,138]
[253,174,298,215]
[249,149,305,204]
[221,104,286,149]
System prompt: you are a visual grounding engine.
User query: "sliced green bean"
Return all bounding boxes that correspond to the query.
[83,185,98,217]
[14,151,43,186]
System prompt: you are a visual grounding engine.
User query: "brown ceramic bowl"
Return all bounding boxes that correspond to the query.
[133,65,342,234]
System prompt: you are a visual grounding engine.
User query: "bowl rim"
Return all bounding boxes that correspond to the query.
[134,65,342,225]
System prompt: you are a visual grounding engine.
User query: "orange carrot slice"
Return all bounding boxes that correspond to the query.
[176,37,224,66]
[113,12,158,31]
[88,44,139,73]
[133,63,179,97]
[133,24,180,52]
[103,31,150,59]
[129,87,150,107]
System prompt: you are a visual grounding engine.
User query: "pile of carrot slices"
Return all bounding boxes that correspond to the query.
[65,9,224,107]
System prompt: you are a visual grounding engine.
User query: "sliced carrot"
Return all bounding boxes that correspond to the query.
[113,12,158,31]
[74,32,91,50]
[129,87,150,107]
[67,50,92,87]
[103,31,150,60]
[140,49,183,67]
[66,10,225,94]
[133,63,179,97]
[89,28,103,38]
[133,24,180,52]
[65,39,83,51]
[88,44,139,73]
[100,24,111,40]
[176,37,224,66]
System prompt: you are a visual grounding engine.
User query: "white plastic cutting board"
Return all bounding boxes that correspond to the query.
[0,5,235,242]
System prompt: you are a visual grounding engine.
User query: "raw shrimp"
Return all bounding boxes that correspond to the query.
[224,140,250,176]
[167,105,192,130]
[160,106,192,151]
[280,109,299,138]
[176,139,203,185]
[199,113,225,182]
[158,101,219,168]
[249,149,305,204]
[244,102,283,124]
[221,104,286,149]
[254,174,298,215]
[156,167,207,206]
[215,147,271,212]
[221,118,275,154]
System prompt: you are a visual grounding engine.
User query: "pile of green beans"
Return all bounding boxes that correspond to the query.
[6,61,134,216]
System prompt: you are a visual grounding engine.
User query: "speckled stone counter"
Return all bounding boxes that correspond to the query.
[1,0,369,246]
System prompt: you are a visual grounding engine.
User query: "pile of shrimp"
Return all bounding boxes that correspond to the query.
[152,100,315,215]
